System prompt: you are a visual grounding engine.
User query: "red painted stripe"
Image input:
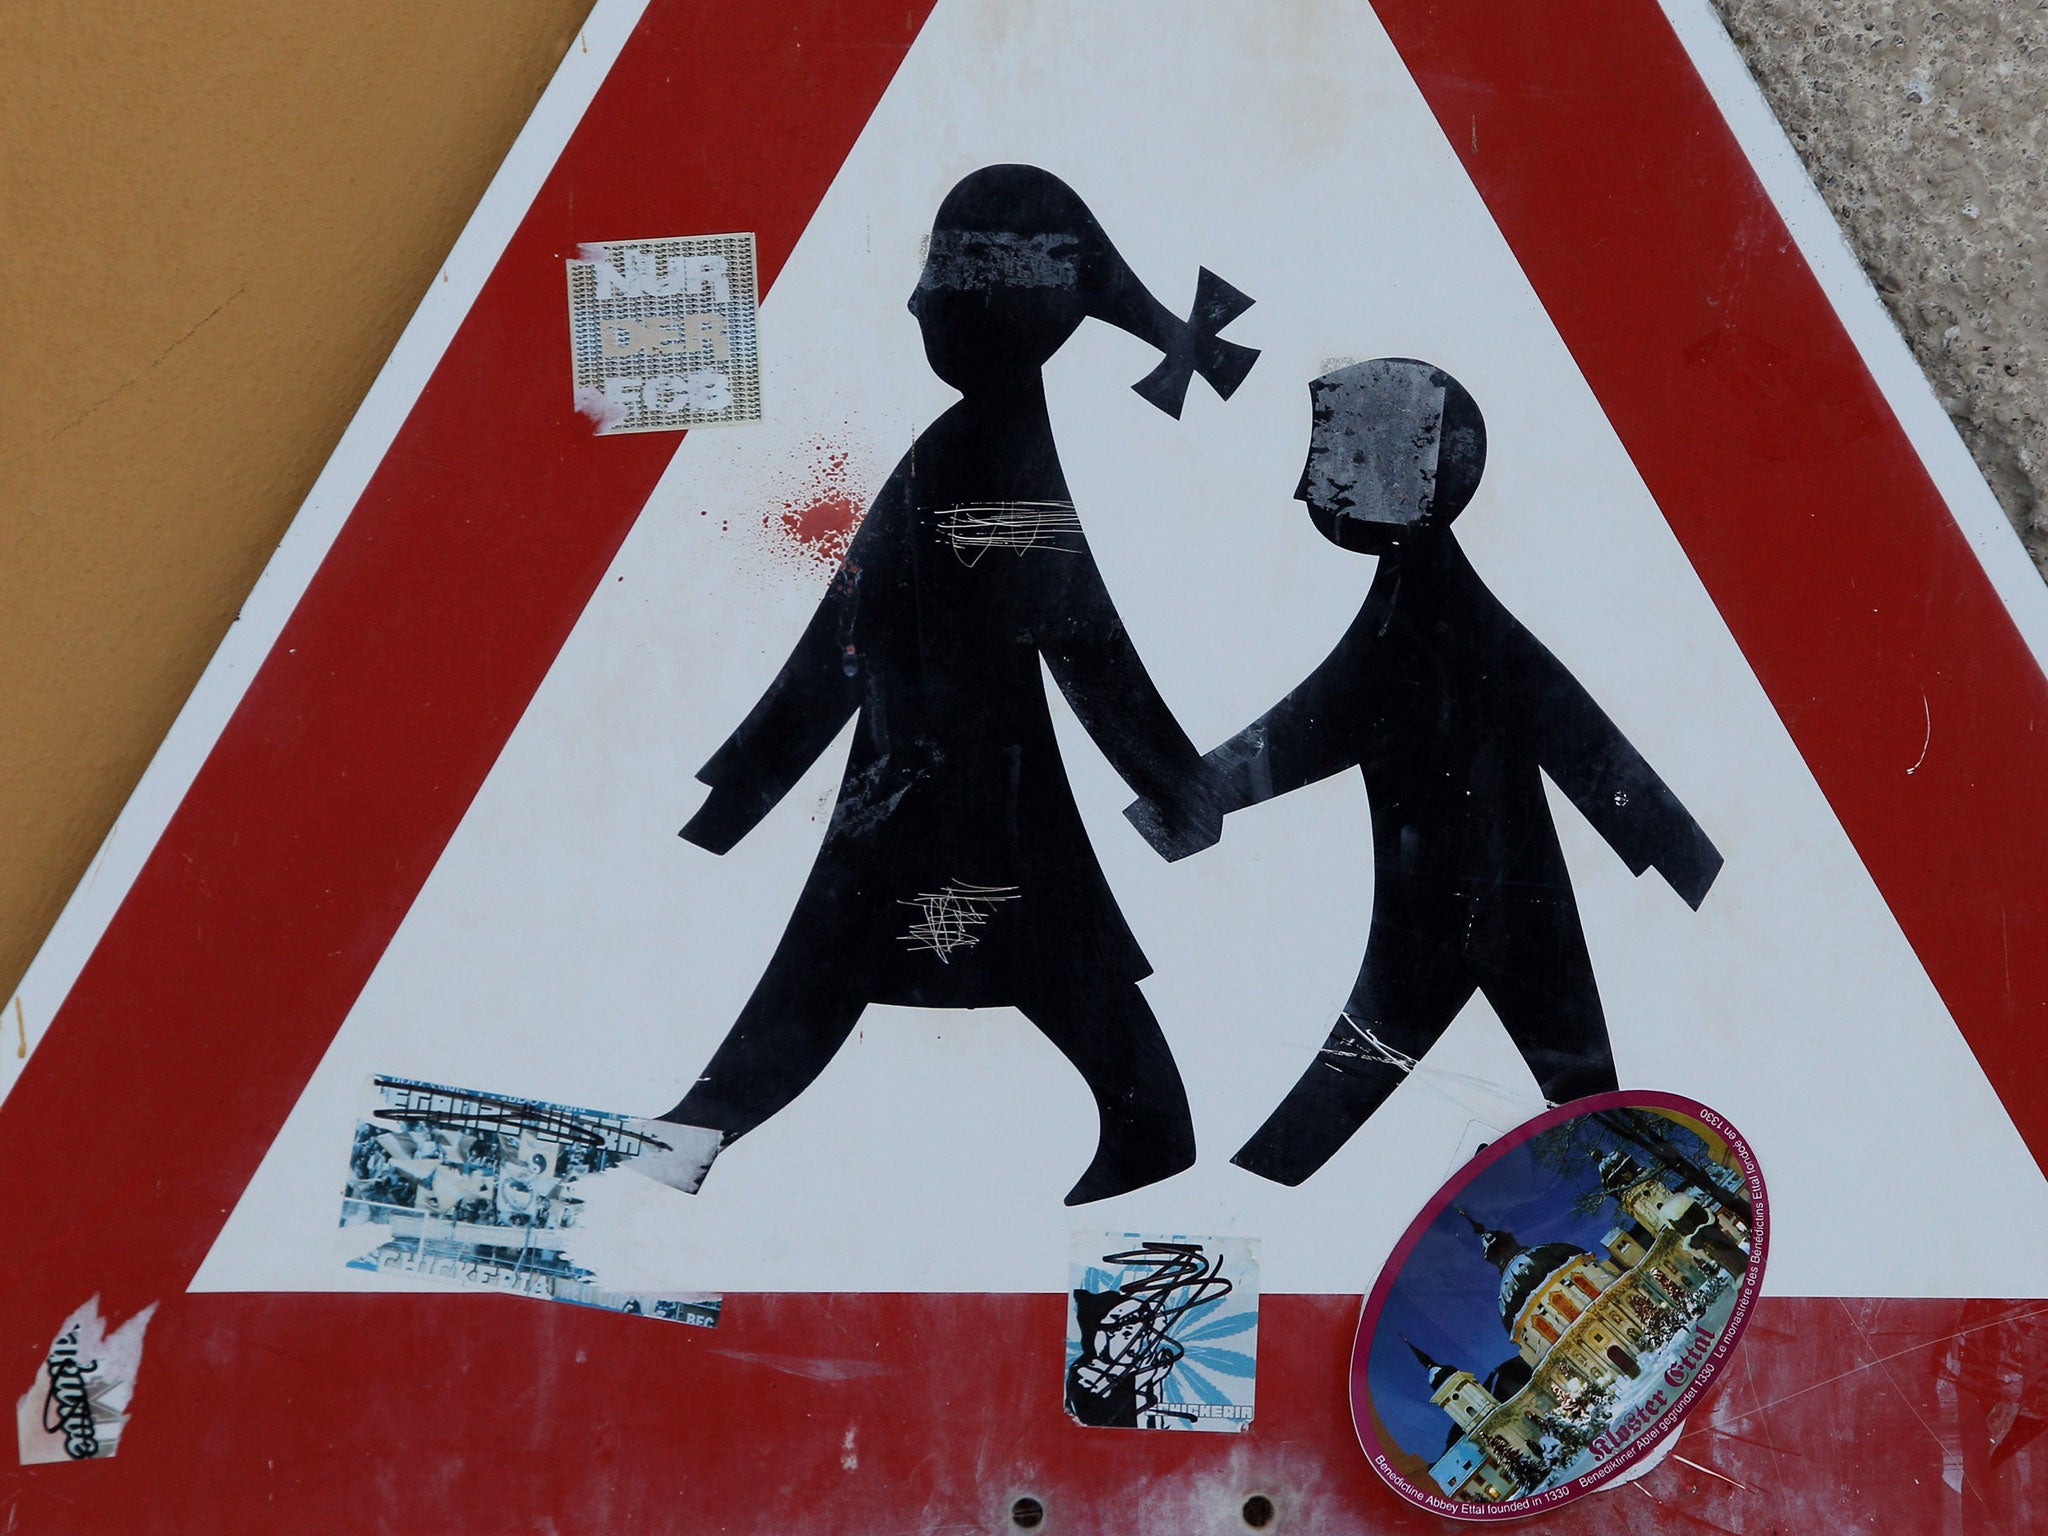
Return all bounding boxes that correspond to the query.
[0,0,934,1339]
[2,1292,2036,1533]
[1376,2,2048,1166]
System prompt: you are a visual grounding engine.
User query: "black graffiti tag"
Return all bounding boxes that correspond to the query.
[41,1328,100,1459]
[1066,1242,1234,1426]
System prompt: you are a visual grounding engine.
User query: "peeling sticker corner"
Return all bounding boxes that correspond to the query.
[17,1296,158,1464]
[572,383,631,433]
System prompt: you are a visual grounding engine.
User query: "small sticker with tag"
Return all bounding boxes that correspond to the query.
[1065,1232,1259,1432]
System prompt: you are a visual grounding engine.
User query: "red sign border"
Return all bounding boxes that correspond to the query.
[4,1,2046,1530]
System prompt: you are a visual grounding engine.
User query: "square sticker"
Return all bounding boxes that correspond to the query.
[1066,1233,1259,1432]
[567,232,761,434]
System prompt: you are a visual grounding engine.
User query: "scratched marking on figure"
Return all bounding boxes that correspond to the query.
[899,882,1020,961]
[14,996,25,1059]
[934,500,1083,564]
[1325,1014,1423,1075]
[1320,1011,1551,1124]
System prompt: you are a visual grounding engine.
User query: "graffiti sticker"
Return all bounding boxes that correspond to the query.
[1066,1232,1259,1432]
[16,1297,157,1464]
[340,1076,722,1326]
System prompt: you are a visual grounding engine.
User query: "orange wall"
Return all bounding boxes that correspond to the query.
[0,2,597,1006]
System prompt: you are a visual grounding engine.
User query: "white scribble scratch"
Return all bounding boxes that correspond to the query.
[1324,1013,1423,1074]
[900,882,1021,961]
[935,501,1082,564]
[1318,1012,1551,1127]
[1704,1300,2048,1429]
[1907,692,1931,775]
[1670,1452,1747,1491]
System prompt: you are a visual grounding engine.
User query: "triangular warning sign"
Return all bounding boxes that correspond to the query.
[8,0,2048,1529]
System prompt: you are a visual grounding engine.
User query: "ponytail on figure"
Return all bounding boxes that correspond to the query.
[922,165,1260,415]
[1096,264,1260,419]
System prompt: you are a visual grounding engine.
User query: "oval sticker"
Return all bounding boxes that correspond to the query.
[1350,1091,1766,1519]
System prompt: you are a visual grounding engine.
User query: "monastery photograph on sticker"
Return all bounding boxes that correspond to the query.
[1350,1091,1765,1519]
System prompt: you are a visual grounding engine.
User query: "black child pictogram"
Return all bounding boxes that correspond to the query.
[656,165,1257,1206]
[1185,358,1722,1188]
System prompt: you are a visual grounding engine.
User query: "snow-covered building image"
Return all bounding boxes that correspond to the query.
[1411,1154,1753,1503]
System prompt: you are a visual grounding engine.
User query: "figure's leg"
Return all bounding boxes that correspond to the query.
[1016,982,1197,1206]
[1476,894,1618,1105]
[1232,928,1476,1186]
[660,946,868,1141]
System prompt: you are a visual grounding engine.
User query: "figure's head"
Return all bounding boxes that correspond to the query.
[1073,1289,1152,1364]
[909,164,1259,411]
[909,166,1094,389]
[1098,1301,1151,1363]
[1295,358,1486,554]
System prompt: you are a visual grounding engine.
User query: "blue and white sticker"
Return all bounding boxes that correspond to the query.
[1065,1232,1259,1432]
[339,1075,723,1326]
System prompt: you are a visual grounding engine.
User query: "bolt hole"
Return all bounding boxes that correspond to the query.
[1242,1493,1276,1528]
[1010,1495,1045,1529]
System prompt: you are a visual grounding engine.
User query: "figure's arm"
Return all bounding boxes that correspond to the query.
[1515,627,1723,909]
[680,489,890,854]
[1201,612,1374,815]
[1033,540,1221,861]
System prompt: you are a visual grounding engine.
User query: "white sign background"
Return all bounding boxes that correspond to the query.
[190,0,2048,1299]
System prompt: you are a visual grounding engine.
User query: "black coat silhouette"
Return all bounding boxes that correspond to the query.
[682,395,1210,1006]
[662,165,1257,1205]
[1187,360,1721,1186]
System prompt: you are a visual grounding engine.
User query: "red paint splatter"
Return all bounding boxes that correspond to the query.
[768,441,866,571]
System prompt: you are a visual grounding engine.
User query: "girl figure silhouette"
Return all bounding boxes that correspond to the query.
[658,165,1257,1205]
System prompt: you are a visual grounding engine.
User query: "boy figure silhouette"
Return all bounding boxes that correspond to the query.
[1165,358,1723,1187]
